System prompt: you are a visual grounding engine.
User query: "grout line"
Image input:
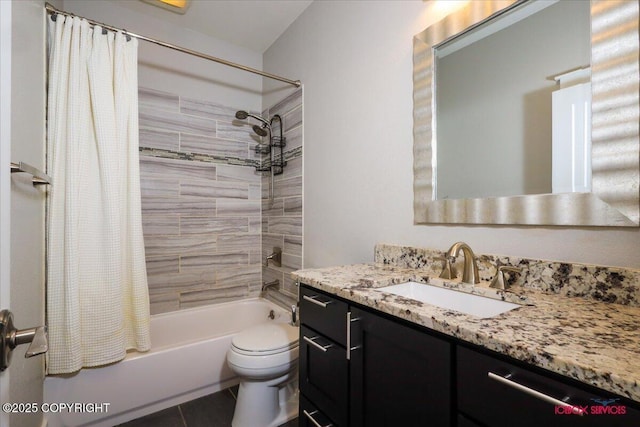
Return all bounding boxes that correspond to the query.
[177,404,188,427]
[227,386,238,400]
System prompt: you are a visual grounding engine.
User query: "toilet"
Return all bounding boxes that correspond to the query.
[227,322,299,427]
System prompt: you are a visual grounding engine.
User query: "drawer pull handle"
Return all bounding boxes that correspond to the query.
[303,295,333,308]
[488,372,585,416]
[346,311,361,360]
[303,335,333,352]
[303,409,333,427]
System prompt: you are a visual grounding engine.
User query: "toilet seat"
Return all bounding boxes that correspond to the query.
[227,322,300,375]
[231,323,299,356]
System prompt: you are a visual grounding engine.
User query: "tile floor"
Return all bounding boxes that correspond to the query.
[116,386,298,427]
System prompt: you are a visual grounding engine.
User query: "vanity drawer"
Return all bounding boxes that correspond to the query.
[458,346,640,427]
[300,394,340,427]
[300,325,348,427]
[300,285,348,346]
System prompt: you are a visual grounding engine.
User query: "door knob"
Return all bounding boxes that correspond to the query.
[0,309,48,371]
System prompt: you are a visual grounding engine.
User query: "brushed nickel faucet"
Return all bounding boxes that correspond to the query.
[444,242,480,285]
[265,246,282,267]
[490,266,523,290]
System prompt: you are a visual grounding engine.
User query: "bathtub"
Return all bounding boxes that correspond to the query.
[43,298,292,427]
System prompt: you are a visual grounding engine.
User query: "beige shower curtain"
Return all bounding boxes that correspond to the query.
[46,15,151,374]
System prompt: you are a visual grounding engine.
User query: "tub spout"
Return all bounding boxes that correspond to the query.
[262,279,280,292]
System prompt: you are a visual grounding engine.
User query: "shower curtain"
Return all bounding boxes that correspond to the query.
[46,15,151,374]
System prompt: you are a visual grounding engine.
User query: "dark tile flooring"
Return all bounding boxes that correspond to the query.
[116,386,298,427]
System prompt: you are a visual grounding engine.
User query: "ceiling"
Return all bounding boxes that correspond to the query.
[109,0,314,53]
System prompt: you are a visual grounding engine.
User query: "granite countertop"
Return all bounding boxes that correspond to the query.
[292,263,640,403]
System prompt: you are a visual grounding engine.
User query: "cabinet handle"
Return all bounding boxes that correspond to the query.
[303,409,333,427]
[346,311,361,360]
[303,295,333,308]
[488,372,585,416]
[303,335,333,352]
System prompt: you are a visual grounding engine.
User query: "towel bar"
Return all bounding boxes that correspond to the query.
[10,161,52,186]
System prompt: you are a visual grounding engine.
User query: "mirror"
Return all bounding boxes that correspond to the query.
[436,0,590,200]
[413,0,639,226]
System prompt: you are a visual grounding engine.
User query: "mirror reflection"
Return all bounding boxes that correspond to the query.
[434,0,590,200]
[413,0,639,226]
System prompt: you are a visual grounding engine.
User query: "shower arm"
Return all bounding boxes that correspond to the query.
[248,113,270,127]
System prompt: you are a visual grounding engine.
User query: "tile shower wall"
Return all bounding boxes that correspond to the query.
[262,88,304,308]
[138,87,263,314]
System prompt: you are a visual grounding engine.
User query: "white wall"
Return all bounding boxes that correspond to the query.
[62,0,263,111]
[263,0,640,270]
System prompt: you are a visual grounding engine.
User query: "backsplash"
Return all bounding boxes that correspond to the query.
[138,87,263,314]
[375,243,640,307]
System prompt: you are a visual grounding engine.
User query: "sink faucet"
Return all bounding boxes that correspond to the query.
[445,242,480,285]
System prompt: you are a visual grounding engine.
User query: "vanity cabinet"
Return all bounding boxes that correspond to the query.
[299,285,451,427]
[299,284,640,427]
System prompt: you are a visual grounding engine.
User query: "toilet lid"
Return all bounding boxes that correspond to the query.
[232,323,299,354]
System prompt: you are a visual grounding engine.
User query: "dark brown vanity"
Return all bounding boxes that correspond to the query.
[299,284,640,427]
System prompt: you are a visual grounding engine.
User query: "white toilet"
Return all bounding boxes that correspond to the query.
[227,322,300,427]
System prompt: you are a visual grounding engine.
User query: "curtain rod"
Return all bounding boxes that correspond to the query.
[44,2,301,88]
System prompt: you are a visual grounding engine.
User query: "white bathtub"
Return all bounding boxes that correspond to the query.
[43,298,292,427]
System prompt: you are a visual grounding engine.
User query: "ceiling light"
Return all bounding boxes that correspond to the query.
[141,0,191,15]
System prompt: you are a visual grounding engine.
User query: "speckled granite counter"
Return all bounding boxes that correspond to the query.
[292,262,640,403]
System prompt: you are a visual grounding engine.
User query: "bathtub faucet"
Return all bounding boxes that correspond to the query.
[265,247,282,267]
[262,279,280,292]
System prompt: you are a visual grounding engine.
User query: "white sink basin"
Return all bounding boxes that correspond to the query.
[376,281,521,318]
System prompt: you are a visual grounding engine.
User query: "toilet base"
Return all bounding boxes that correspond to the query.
[231,373,298,427]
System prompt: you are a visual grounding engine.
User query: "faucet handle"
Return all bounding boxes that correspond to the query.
[436,256,457,280]
[265,246,282,267]
[490,266,523,290]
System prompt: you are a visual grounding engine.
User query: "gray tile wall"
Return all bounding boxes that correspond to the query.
[139,88,264,314]
[262,88,304,308]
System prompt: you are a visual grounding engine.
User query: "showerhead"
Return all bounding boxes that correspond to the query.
[235,110,271,139]
[235,110,249,120]
[237,111,269,126]
[253,125,269,137]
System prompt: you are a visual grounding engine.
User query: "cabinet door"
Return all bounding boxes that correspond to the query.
[458,346,640,427]
[349,307,452,427]
[300,325,348,426]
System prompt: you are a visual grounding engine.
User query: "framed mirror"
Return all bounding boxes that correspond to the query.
[413,0,639,226]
